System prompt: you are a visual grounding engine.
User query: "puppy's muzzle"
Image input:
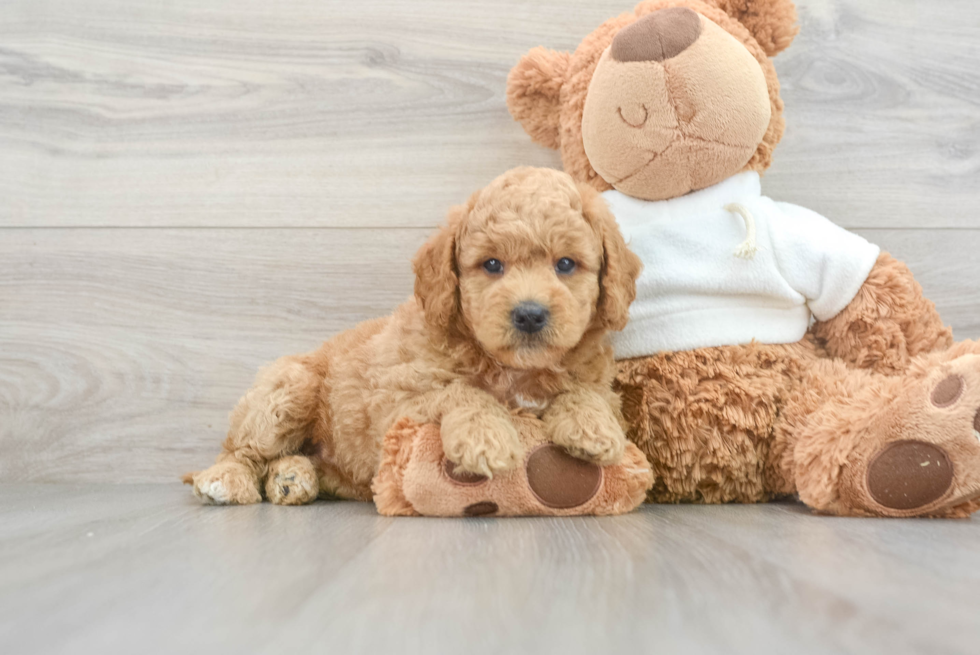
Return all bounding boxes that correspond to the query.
[511,301,550,334]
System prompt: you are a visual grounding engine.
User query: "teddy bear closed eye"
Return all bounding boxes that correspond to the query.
[507,0,980,517]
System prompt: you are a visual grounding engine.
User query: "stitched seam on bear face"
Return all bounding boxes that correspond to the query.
[660,63,693,192]
[609,136,681,187]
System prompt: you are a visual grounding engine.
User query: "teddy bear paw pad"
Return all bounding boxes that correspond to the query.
[931,374,965,408]
[526,445,602,509]
[443,460,489,486]
[867,441,954,511]
[857,359,980,516]
[464,501,499,517]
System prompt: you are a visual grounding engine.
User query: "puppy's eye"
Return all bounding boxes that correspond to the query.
[483,259,503,274]
[555,258,576,274]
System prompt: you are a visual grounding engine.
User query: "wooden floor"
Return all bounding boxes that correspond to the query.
[2,0,980,652]
[0,485,979,655]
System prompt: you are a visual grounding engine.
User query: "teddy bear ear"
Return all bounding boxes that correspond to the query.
[506,47,572,150]
[711,0,800,56]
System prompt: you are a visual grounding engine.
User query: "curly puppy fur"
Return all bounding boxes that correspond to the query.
[185,167,642,505]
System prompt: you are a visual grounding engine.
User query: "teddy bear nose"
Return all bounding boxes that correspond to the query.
[610,7,703,63]
[512,301,550,334]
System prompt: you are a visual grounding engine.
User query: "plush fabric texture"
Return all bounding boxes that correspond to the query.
[583,12,773,199]
[373,417,653,517]
[711,0,799,57]
[613,247,978,517]
[507,0,980,517]
[185,168,644,509]
[811,252,954,375]
[611,7,703,62]
[789,343,980,518]
[506,0,790,198]
[506,47,572,150]
[616,336,980,517]
[604,172,881,356]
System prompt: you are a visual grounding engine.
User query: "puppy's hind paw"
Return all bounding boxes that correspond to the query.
[265,455,319,506]
[186,462,262,505]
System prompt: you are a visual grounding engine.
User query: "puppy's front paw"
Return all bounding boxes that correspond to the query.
[545,407,627,466]
[441,413,524,479]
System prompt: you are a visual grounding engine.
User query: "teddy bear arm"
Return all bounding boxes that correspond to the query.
[812,252,952,375]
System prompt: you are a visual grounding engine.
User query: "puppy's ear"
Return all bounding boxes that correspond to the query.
[578,183,642,331]
[506,47,571,150]
[709,0,799,56]
[413,205,465,336]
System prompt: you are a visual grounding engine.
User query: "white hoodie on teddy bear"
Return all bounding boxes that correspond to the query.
[605,171,880,358]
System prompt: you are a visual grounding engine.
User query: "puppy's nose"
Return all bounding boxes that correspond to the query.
[511,302,550,334]
[610,7,702,63]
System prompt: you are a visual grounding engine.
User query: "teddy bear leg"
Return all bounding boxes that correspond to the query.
[264,455,319,505]
[790,343,980,517]
[616,343,816,505]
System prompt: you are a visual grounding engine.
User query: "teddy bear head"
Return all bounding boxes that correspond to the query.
[507,0,798,201]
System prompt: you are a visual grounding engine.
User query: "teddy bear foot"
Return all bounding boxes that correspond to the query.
[832,354,980,517]
[373,417,653,517]
[861,440,980,518]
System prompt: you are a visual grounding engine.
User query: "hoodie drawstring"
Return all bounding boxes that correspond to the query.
[725,203,758,259]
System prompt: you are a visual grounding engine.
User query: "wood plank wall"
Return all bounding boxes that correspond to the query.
[2,0,979,482]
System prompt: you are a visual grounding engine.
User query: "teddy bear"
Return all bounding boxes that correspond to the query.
[506,0,980,517]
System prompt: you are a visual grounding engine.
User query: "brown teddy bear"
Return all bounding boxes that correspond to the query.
[507,0,980,517]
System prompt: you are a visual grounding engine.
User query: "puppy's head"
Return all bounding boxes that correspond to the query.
[414,167,641,370]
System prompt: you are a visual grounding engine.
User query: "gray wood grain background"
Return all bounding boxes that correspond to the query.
[2,0,979,483]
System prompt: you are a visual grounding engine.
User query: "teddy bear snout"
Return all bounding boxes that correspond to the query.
[611,7,703,63]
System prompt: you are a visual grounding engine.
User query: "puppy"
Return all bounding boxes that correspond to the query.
[185,167,642,505]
